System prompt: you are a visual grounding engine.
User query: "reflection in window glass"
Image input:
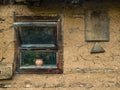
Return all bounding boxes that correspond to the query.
[20,26,56,45]
[20,52,56,66]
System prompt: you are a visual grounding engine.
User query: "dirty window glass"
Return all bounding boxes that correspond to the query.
[20,52,57,68]
[20,26,56,45]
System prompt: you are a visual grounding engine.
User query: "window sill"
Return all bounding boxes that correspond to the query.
[21,44,55,48]
[20,65,57,69]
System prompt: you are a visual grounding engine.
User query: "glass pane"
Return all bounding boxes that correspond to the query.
[20,26,56,45]
[20,52,57,67]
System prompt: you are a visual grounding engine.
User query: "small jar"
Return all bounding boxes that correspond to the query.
[35,59,43,66]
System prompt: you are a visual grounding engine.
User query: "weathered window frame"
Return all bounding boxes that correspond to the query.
[14,15,63,74]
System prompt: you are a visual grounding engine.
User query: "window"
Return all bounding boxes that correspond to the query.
[14,15,63,74]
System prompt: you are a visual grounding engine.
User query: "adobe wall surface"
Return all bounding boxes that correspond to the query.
[0,1,120,90]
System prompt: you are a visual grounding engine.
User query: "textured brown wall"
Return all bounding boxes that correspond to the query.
[0,1,120,90]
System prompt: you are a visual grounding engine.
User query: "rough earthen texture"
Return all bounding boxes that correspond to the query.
[0,1,120,90]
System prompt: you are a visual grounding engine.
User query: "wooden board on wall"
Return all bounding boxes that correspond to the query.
[85,10,109,42]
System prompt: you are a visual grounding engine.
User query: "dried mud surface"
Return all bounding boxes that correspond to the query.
[0,2,120,90]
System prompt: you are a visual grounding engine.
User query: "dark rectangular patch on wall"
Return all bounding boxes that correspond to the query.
[85,10,109,42]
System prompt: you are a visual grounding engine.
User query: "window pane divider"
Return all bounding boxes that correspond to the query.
[20,49,58,52]
[14,22,57,26]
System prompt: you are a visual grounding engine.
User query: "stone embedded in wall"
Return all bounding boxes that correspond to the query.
[91,42,105,53]
[0,62,13,80]
[24,80,32,88]
[0,83,11,88]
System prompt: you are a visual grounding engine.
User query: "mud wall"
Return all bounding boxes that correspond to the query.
[0,1,120,90]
